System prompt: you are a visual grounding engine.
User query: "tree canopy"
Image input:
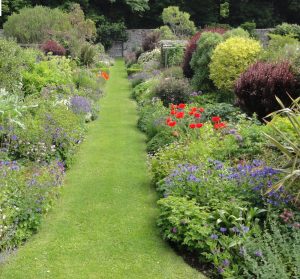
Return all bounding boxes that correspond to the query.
[1,0,300,29]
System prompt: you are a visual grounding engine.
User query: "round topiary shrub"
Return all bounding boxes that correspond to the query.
[209,37,262,91]
[223,27,250,40]
[182,27,227,78]
[190,32,224,91]
[235,61,299,119]
[155,77,191,106]
[41,40,66,56]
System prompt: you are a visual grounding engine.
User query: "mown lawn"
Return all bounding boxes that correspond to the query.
[0,59,205,279]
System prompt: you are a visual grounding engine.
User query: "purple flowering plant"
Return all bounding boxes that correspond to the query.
[0,160,64,251]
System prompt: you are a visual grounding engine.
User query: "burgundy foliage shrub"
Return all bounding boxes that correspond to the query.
[182,27,227,78]
[235,61,299,119]
[41,40,66,56]
[142,31,160,52]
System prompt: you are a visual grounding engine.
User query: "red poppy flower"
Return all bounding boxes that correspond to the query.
[189,123,196,129]
[171,104,177,110]
[166,117,172,124]
[212,116,221,123]
[194,113,201,118]
[214,122,227,129]
[191,107,197,112]
[199,107,205,112]
[178,103,186,109]
[219,122,227,129]
[170,110,176,115]
[175,112,185,119]
[196,123,203,128]
[168,121,177,127]
[189,111,195,116]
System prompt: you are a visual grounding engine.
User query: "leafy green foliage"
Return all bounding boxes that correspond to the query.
[264,97,300,199]
[155,77,192,106]
[0,39,24,94]
[166,45,184,67]
[3,6,71,44]
[191,32,223,91]
[0,161,64,250]
[223,27,250,40]
[162,6,196,38]
[22,56,73,95]
[271,23,300,40]
[242,219,300,278]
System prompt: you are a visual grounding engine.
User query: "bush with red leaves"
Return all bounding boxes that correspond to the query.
[41,40,66,56]
[142,31,160,52]
[235,61,299,119]
[182,27,227,78]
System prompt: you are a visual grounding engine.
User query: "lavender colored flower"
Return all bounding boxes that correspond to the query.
[218,267,225,274]
[241,225,250,233]
[172,227,177,233]
[220,227,227,233]
[254,250,263,257]
[223,259,230,267]
[70,96,91,114]
[211,234,218,240]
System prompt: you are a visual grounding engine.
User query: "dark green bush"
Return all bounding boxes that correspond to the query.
[155,77,191,106]
[190,32,223,91]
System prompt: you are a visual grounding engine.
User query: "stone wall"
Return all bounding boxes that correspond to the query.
[255,28,274,46]
[123,29,155,56]
[108,29,155,57]
[108,28,276,57]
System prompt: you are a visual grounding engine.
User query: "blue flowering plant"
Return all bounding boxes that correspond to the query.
[0,160,64,251]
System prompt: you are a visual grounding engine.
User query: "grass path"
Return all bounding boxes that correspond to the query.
[0,59,205,279]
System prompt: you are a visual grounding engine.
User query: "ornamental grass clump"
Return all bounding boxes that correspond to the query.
[235,61,299,119]
[209,37,262,92]
[264,97,300,200]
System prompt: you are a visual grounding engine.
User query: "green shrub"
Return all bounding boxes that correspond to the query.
[191,32,223,91]
[240,22,257,38]
[262,34,299,61]
[132,79,158,104]
[155,77,191,106]
[271,23,300,40]
[3,6,71,44]
[242,220,300,278]
[0,39,24,93]
[165,45,184,67]
[209,37,262,91]
[157,196,211,250]
[79,43,97,66]
[137,48,161,68]
[22,56,73,95]
[127,64,143,76]
[0,160,64,250]
[157,26,177,40]
[9,103,85,165]
[147,130,176,153]
[162,6,196,38]
[223,27,250,40]
[162,66,184,79]
[137,100,167,138]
